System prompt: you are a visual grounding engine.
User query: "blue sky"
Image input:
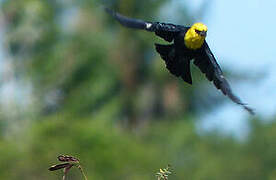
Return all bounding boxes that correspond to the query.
[182,0,276,135]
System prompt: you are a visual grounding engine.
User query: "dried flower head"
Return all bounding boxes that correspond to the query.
[58,155,79,163]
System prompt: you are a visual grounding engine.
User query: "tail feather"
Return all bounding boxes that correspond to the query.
[181,60,192,84]
[155,43,192,84]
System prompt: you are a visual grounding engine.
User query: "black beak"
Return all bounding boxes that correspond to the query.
[199,31,207,37]
[195,30,207,37]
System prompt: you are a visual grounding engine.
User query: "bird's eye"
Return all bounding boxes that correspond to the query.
[195,29,207,36]
[195,29,202,34]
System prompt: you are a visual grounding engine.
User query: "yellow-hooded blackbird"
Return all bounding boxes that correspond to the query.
[106,8,254,115]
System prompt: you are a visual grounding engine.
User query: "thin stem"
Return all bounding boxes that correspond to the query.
[77,165,88,180]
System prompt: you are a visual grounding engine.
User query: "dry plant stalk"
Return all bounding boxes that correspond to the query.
[49,155,88,180]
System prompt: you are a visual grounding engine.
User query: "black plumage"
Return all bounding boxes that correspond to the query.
[106,8,254,115]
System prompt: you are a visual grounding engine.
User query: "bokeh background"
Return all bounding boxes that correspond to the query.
[0,0,276,179]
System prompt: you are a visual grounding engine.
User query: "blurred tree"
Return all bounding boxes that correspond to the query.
[1,0,272,180]
[1,0,211,129]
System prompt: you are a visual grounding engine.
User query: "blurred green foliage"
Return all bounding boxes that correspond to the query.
[0,0,274,179]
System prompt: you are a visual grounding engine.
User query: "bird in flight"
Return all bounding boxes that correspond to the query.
[106,8,254,115]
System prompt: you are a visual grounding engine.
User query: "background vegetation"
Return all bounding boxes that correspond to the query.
[0,0,275,179]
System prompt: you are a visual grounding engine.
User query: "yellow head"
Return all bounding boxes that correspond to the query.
[184,23,208,50]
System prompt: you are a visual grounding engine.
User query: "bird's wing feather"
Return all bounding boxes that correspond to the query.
[105,8,186,42]
[153,23,186,42]
[194,41,254,114]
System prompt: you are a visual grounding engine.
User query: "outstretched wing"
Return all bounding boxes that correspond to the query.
[105,8,186,42]
[194,41,254,115]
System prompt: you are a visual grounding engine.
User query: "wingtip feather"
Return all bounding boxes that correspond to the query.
[242,105,255,115]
